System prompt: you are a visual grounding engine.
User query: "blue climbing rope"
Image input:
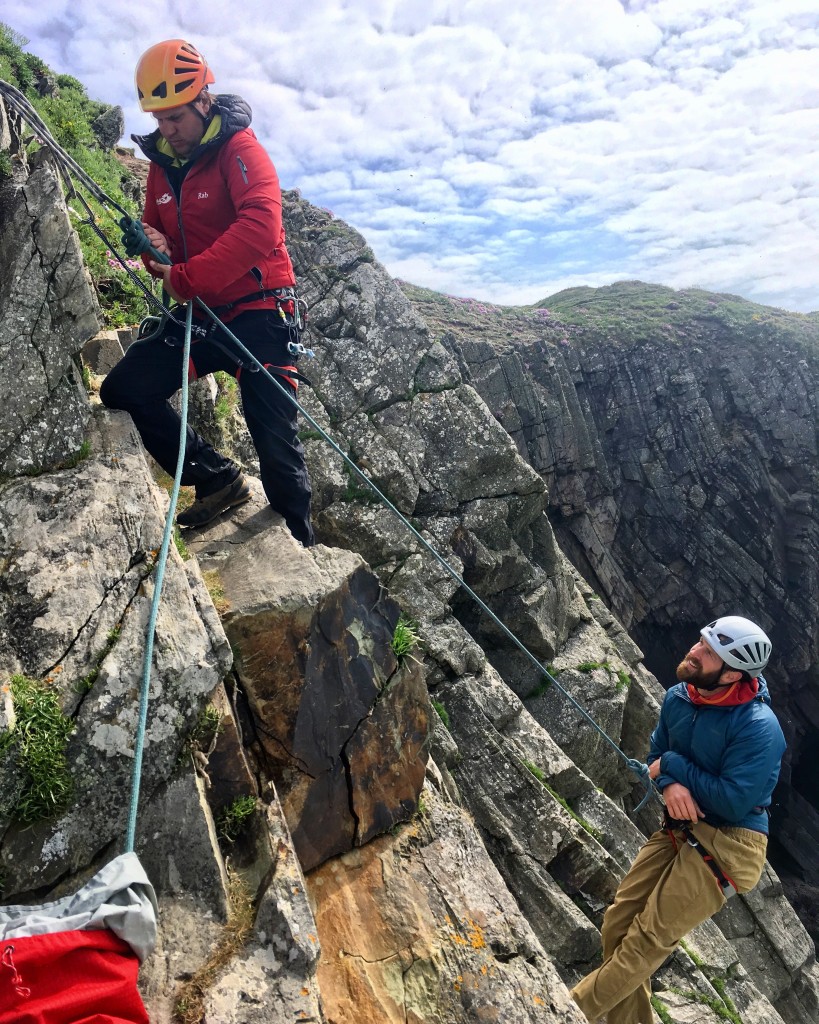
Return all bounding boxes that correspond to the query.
[124,284,192,853]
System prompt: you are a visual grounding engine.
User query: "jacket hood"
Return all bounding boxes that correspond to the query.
[131,94,252,165]
[673,673,771,707]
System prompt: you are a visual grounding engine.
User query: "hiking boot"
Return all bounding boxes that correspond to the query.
[176,475,252,529]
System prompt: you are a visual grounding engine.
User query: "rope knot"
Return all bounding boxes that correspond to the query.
[119,217,152,257]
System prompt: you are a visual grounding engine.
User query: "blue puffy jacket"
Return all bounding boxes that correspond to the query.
[648,676,786,834]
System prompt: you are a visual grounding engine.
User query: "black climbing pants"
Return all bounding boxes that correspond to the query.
[100,309,314,546]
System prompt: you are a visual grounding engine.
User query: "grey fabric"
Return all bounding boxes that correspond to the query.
[0,852,157,962]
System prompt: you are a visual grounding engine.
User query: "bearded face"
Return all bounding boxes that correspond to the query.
[676,637,733,691]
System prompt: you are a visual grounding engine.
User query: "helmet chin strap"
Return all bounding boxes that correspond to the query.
[189,91,213,127]
[694,661,738,691]
[694,678,730,692]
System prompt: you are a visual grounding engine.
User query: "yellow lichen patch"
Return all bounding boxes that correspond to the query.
[465,919,486,950]
[445,916,486,951]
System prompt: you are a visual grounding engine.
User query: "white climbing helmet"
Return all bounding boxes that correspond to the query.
[700,616,771,674]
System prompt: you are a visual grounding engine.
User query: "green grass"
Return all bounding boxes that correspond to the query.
[667,987,743,1024]
[576,660,630,692]
[651,996,674,1024]
[2,675,74,822]
[391,614,420,661]
[522,759,603,841]
[0,23,152,329]
[216,795,257,844]
[173,526,191,562]
[431,699,450,730]
[528,674,553,699]
[342,463,381,504]
[213,372,238,424]
[616,668,631,691]
[190,705,221,749]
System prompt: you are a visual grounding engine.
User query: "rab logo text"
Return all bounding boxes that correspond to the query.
[198,192,209,199]
[156,192,173,205]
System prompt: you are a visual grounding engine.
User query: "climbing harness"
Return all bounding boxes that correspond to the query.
[0,77,662,828]
[664,811,737,899]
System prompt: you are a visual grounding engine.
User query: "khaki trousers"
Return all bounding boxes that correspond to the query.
[571,823,767,1024]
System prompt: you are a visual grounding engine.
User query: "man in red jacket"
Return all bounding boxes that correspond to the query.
[101,39,314,545]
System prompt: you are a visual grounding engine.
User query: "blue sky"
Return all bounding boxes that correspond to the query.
[4,0,819,312]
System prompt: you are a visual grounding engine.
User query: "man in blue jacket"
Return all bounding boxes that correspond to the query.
[572,615,786,1024]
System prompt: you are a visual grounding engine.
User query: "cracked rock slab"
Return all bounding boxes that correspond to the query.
[307,782,587,1024]
[187,499,431,872]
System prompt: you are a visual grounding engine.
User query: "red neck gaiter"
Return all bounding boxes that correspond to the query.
[687,677,759,707]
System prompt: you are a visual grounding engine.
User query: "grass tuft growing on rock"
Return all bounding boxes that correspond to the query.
[431,699,450,730]
[391,615,420,662]
[74,623,122,694]
[217,795,257,844]
[522,759,603,841]
[2,675,74,822]
[202,568,230,615]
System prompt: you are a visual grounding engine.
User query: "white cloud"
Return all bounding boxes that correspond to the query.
[3,0,819,311]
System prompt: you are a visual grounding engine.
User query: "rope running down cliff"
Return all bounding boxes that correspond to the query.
[0,79,661,818]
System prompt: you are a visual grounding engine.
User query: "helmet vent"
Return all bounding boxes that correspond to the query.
[151,82,167,99]
[174,77,196,94]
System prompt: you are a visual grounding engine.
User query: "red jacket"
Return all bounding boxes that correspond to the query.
[133,95,295,321]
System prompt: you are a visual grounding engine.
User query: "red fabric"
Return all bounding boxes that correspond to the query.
[141,127,295,319]
[0,930,148,1024]
[687,677,759,707]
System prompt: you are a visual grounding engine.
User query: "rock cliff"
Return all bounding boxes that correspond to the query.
[401,280,819,927]
[1,89,817,1024]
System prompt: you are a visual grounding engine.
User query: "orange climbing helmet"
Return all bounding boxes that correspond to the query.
[135,39,215,112]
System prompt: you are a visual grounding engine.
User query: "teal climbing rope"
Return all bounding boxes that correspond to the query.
[124,292,192,853]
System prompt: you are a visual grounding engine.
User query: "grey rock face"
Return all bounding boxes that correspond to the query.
[4,116,817,1024]
[406,282,819,908]
[0,409,233,894]
[0,144,99,474]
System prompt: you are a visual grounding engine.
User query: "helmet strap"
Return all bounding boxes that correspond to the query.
[695,661,742,691]
[189,90,213,126]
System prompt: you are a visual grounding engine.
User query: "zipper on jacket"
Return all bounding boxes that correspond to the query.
[237,156,249,184]
[164,169,190,262]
